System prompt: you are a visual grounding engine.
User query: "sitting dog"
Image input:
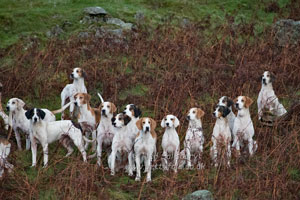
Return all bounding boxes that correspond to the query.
[211,105,231,167]
[61,68,87,119]
[6,98,70,151]
[161,114,180,173]
[179,108,205,169]
[217,96,236,135]
[0,137,13,178]
[257,71,287,120]
[109,113,134,176]
[73,93,101,151]
[25,108,93,167]
[232,96,258,156]
[134,117,157,182]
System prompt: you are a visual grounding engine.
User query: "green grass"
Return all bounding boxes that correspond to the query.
[0,0,291,48]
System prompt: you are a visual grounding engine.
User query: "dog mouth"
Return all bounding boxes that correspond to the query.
[6,106,10,112]
[262,78,267,85]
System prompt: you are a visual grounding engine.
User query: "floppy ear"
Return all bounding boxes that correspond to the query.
[270,72,275,83]
[227,98,234,107]
[85,93,91,102]
[82,69,87,79]
[25,109,34,120]
[150,118,157,131]
[111,116,116,124]
[74,93,79,99]
[17,99,25,109]
[196,108,205,119]
[245,96,253,108]
[174,116,180,128]
[234,97,238,104]
[222,106,231,117]
[110,103,117,113]
[37,109,46,120]
[123,114,131,125]
[160,117,166,128]
[136,118,143,130]
[134,106,142,118]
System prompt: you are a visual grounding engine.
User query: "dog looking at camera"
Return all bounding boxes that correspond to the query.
[161,114,180,173]
[134,117,157,182]
[257,71,287,120]
[232,96,257,157]
[61,68,87,119]
[211,105,231,167]
[217,96,236,135]
[123,104,142,142]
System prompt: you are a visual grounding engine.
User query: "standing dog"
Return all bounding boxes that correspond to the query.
[134,117,157,182]
[25,108,93,167]
[109,113,134,176]
[0,138,13,178]
[161,114,180,173]
[217,96,236,135]
[61,68,87,119]
[257,71,287,120]
[232,96,257,156]
[179,108,205,169]
[211,105,231,167]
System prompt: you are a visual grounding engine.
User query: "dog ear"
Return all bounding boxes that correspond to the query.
[196,108,205,119]
[227,98,234,107]
[150,118,157,131]
[84,93,91,102]
[134,106,142,118]
[244,96,253,108]
[82,69,87,79]
[25,109,34,120]
[160,117,166,128]
[222,106,231,117]
[270,72,275,83]
[174,116,180,128]
[110,103,117,113]
[136,118,143,130]
[16,99,25,109]
[37,109,46,120]
[123,114,131,125]
[74,93,79,100]
[111,116,116,124]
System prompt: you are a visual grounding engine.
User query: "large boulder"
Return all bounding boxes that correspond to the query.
[183,190,214,200]
[273,19,300,47]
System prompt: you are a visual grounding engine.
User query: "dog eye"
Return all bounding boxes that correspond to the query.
[164,118,167,121]
[143,122,145,124]
[192,111,196,114]
[76,70,79,73]
[222,100,225,103]
[79,97,83,99]
[12,102,15,104]
[241,99,244,102]
[107,105,110,108]
[118,118,122,120]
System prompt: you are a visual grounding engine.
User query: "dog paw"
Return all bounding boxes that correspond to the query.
[146,177,151,182]
[111,171,115,176]
[135,177,141,181]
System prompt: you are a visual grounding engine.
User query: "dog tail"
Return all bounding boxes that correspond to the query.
[97,92,104,103]
[83,136,95,143]
[52,101,73,114]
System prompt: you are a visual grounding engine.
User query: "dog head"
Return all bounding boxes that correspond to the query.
[217,96,234,108]
[161,114,180,129]
[6,98,25,112]
[74,93,90,107]
[123,104,142,119]
[213,105,231,118]
[261,71,275,86]
[136,117,157,133]
[25,108,46,123]
[234,96,253,110]
[70,68,86,80]
[186,108,205,121]
[111,113,131,128]
[100,102,117,117]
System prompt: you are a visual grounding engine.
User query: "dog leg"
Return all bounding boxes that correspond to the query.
[128,151,134,176]
[161,150,168,171]
[25,133,31,150]
[96,136,103,166]
[227,142,231,167]
[186,143,192,169]
[42,143,49,167]
[30,135,38,167]
[248,138,254,156]
[146,153,152,182]
[14,129,22,150]
[110,150,116,175]
[135,153,141,181]
[92,130,97,152]
[173,149,179,173]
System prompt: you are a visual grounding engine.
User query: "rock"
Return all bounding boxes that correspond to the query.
[95,28,123,38]
[46,25,64,37]
[106,18,133,30]
[78,32,90,38]
[134,11,145,24]
[273,19,300,47]
[183,190,214,200]
[80,15,104,24]
[83,6,108,16]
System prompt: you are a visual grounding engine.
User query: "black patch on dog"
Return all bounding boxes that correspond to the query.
[82,70,87,79]
[123,114,131,125]
[219,106,231,118]
[130,104,142,118]
[71,121,83,132]
[25,109,34,120]
[37,109,46,120]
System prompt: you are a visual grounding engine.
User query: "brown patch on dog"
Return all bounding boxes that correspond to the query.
[0,138,10,145]
[149,118,157,139]
[136,118,143,130]
[243,96,253,108]
[110,102,117,114]
[131,109,135,117]
[136,132,140,138]
[196,108,205,119]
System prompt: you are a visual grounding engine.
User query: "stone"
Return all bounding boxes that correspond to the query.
[46,25,64,38]
[78,32,90,38]
[273,19,300,47]
[182,190,214,200]
[106,18,133,30]
[83,7,108,16]
[134,11,145,24]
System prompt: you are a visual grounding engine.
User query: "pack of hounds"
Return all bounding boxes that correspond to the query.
[0,69,287,182]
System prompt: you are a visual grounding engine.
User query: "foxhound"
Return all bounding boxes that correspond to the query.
[73,93,101,151]
[179,108,205,169]
[109,113,134,176]
[232,96,258,156]
[25,108,93,167]
[0,138,13,178]
[123,104,142,142]
[61,68,87,119]
[161,114,180,173]
[134,117,157,182]
[95,100,117,166]
[6,98,71,151]
[211,105,231,167]
[257,71,287,120]
[217,96,236,135]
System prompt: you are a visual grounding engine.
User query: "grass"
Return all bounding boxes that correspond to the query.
[0,0,292,48]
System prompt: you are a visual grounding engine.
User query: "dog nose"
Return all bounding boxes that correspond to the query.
[102,109,106,114]
[34,117,38,122]
[74,102,78,106]
[166,122,169,127]
[235,103,239,108]
[122,111,126,114]
[145,127,150,132]
[186,116,190,121]
[6,106,9,111]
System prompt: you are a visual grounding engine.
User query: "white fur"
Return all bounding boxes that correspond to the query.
[217,96,236,135]
[0,139,13,178]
